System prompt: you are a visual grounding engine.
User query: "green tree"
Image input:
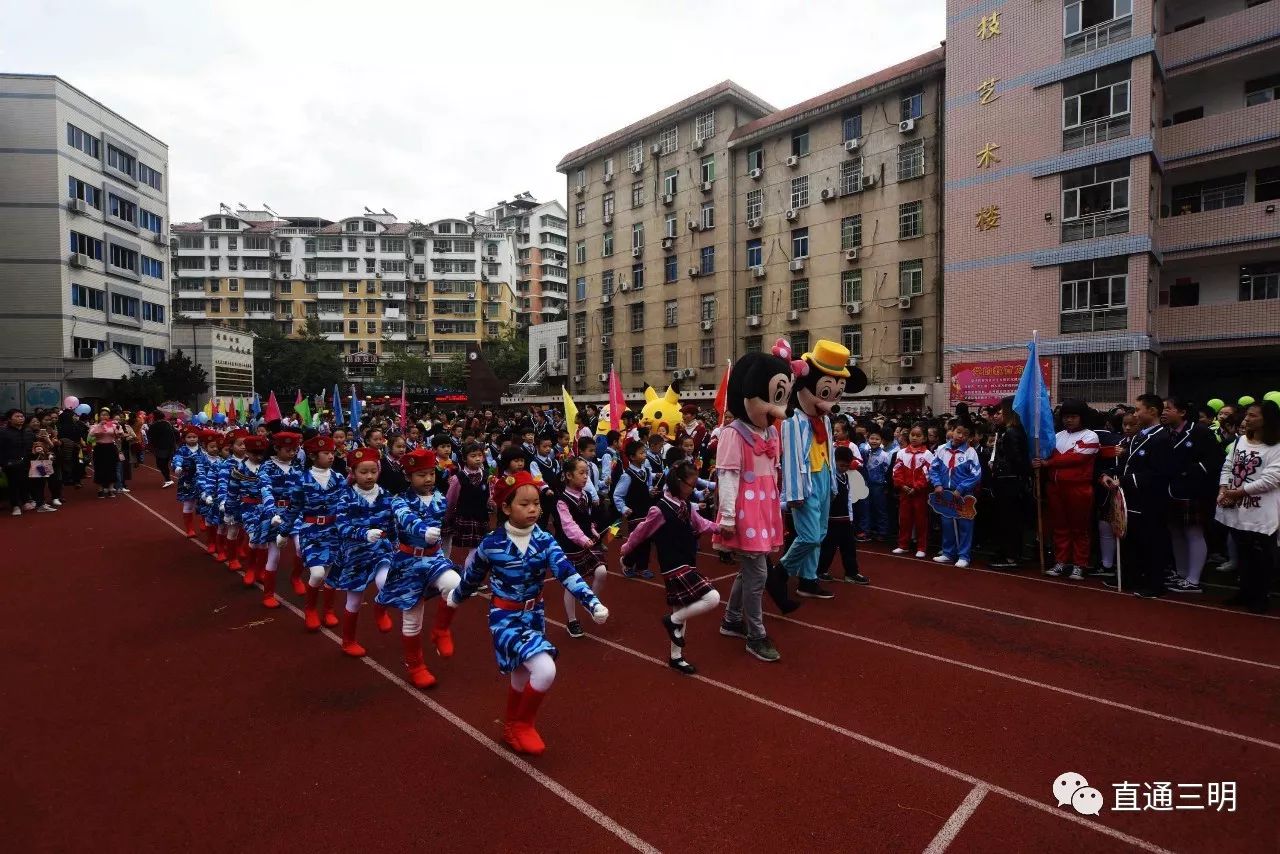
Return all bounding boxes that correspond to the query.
[253,319,345,397]
[377,341,433,388]
[109,371,165,410]
[150,348,208,404]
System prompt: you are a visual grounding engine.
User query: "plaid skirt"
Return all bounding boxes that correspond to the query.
[564,542,607,576]
[1168,497,1215,528]
[446,516,489,548]
[661,564,714,607]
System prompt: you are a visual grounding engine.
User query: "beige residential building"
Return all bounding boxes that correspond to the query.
[557,82,776,395]
[477,193,568,328]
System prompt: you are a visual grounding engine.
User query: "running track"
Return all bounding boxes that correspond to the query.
[3,467,1277,853]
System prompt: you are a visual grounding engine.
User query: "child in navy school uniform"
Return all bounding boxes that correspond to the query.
[818,445,870,584]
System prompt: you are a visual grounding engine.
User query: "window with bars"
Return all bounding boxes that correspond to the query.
[746,189,763,221]
[631,346,645,373]
[842,108,862,142]
[743,335,763,353]
[791,175,809,209]
[791,331,810,355]
[659,125,678,154]
[900,319,923,354]
[664,342,678,370]
[842,325,862,358]
[840,159,864,195]
[900,86,924,122]
[602,192,615,218]
[791,278,809,311]
[602,307,614,335]
[841,215,862,250]
[665,299,678,327]
[575,352,587,379]
[574,312,587,339]
[700,337,715,366]
[899,260,925,297]
[1063,62,1131,150]
[1062,160,1129,241]
[701,296,715,322]
[1060,351,1128,401]
[899,201,923,239]
[628,141,644,170]
[746,286,763,316]
[1060,257,1128,332]
[841,270,863,303]
[897,140,925,181]
[695,110,716,141]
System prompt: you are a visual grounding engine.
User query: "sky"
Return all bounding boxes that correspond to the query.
[2,0,946,225]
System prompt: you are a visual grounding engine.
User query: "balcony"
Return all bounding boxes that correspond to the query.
[246,310,273,320]
[1158,201,1280,257]
[318,308,343,319]
[1161,1,1280,73]
[1156,299,1280,349]
[1160,99,1280,165]
[243,285,271,298]
[1060,307,1129,334]
[1065,16,1132,60]
[177,288,205,300]
[317,288,344,299]
[1062,211,1130,243]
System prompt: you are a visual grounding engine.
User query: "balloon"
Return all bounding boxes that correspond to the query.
[63,396,79,410]
[74,404,91,415]
[1206,398,1224,413]
[193,412,209,425]
[1264,391,1280,405]
[212,413,227,425]
[1238,395,1255,407]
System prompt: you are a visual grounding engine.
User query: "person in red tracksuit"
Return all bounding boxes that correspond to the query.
[892,423,934,559]
[1034,400,1099,580]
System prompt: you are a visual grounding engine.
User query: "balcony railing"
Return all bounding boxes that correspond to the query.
[1158,201,1279,254]
[1065,16,1132,59]
[1060,307,1129,334]
[1161,1,1280,71]
[1063,115,1131,152]
[1160,99,1280,164]
[1062,211,1130,243]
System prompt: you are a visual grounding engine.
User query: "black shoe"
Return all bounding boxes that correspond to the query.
[719,619,748,638]
[845,573,870,585]
[1102,579,1123,590]
[817,571,835,581]
[566,619,584,638]
[745,636,781,662]
[1134,588,1164,599]
[989,558,1017,569]
[1087,566,1116,578]
[668,657,697,675]
[796,579,834,599]
[662,614,685,648]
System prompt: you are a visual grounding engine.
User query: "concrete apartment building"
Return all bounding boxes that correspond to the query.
[557,83,777,396]
[168,321,255,399]
[171,207,521,381]
[726,49,946,408]
[944,0,1280,406]
[0,74,170,408]
[478,193,569,328]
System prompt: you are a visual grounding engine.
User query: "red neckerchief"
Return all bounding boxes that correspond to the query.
[809,414,827,445]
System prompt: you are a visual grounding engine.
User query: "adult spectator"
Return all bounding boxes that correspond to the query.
[2,409,36,514]
[1107,394,1173,598]
[149,409,178,488]
[89,408,125,498]
[987,396,1030,569]
[1163,396,1225,593]
[1216,401,1280,614]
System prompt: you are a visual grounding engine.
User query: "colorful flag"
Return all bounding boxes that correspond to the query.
[1012,333,1055,460]
[294,389,312,426]
[263,391,282,422]
[561,385,578,433]
[332,384,344,426]
[250,393,262,417]
[227,397,237,423]
[398,380,407,430]
[202,399,213,418]
[714,358,732,425]
[607,364,624,431]
[349,385,362,431]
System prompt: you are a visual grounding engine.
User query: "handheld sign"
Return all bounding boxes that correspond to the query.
[928,491,978,520]
[847,469,870,502]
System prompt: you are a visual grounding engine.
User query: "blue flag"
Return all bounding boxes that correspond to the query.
[250,392,262,417]
[1012,338,1054,461]
[332,384,344,426]
[348,384,362,432]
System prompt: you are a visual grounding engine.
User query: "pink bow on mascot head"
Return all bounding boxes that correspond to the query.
[724,338,799,430]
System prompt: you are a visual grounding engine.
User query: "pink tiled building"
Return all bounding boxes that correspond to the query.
[944,0,1280,406]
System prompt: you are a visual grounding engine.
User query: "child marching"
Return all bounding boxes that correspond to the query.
[259,432,305,609]
[196,430,229,561]
[173,426,203,537]
[227,435,273,587]
[548,456,609,639]
[332,447,397,657]
[295,434,345,631]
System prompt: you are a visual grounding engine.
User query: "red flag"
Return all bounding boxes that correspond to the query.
[607,364,623,432]
[714,358,732,426]
[399,380,407,430]
[227,397,237,423]
[263,391,282,422]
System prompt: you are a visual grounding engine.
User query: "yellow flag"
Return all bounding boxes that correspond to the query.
[203,400,213,418]
[561,385,578,433]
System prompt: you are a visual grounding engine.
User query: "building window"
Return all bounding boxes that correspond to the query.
[1063,63,1131,150]
[575,276,587,301]
[695,110,716,141]
[575,240,587,264]
[574,168,585,188]
[632,223,644,249]
[71,283,104,310]
[701,202,715,229]
[664,299,678,326]
[700,337,715,366]
[665,213,678,239]
[602,191,615,219]
[142,301,165,323]
[791,126,810,157]
[73,336,106,356]
[664,342,678,370]
[66,123,100,158]
[664,169,679,196]
[743,336,763,353]
[574,351,587,379]
[108,193,137,225]
[1171,174,1247,216]
[138,163,163,191]
[228,299,239,312]
[746,286,763,316]
[1240,262,1280,302]
[1060,257,1128,332]
[143,347,166,367]
[746,189,763,221]
[790,175,809,209]
[897,140,925,181]
[665,255,678,283]
[631,346,645,373]
[631,262,645,290]
[574,312,587,339]
[631,181,643,208]
[141,256,164,278]
[602,307,614,335]
[791,331,810,355]
[700,154,715,184]
[575,203,585,226]
[900,86,924,122]
[1245,73,1280,107]
[109,243,138,273]
[106,145,135,177]
[842,108,862,142]
[1060,352,1127,400]
[700,296,715,322]
[1257,166,1280,202]
[602,270,615,297]
[841,215,862,250]
[840,158,864,195]
[899,259,925,297]
[700,246,715,275]
[1064,0,1133,59]
[602,231,614,256]
[110,293,139,318]
[659,125,679,154]
[791,278,809,311]
[841,270,863,303]
[842,325,862,358]
[67,177,102,209]
[1062,160,1129,241]
[898,201,923,239]
[628,141,644,170]
[603,157,615,178]
[112,342,140,364]
[139,209,162,232]
[746,145,763,173]
[746,238,762,268]
[900,319,923,355]
[792,227,809,259]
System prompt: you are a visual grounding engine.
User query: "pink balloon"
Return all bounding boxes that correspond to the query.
[63,396,80,410]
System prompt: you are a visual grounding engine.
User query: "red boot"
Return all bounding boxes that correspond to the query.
[430,600,456,657]
[401,634,437,689]
[204,525,219,555]
[501,686,523,752]
[226,534,242,571]
[261,570,280,609]
[242,547,260,587]
[341,608,366,657]
[322,587,339,627]
[303,585,321,631]
[290,550,306,595]
[213,531,229,563]
[510,686,548,755]
[183,512,196,538]
[374,603,393,633]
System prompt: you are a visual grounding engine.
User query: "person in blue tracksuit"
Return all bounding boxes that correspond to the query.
[294,434,346,632]
[332,446,397,657]
[928,417,982,568]
[258,432,304,610]
[861,430,892,540]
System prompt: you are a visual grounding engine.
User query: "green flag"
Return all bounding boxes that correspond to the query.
[293,389,311,426]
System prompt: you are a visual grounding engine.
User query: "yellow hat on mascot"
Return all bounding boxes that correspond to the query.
[803,340,852,378]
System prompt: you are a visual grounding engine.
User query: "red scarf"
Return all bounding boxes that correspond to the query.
[809,415,827,445]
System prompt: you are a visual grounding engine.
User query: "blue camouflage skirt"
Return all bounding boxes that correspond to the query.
[374,553,456,610]
[488,603,557,674]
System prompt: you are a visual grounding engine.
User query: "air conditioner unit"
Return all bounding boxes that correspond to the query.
[603,172,614,184]
[574,336,585,346]
[416,274,426,281]
[688,267,700,278]
[662,194,674,206]
[899,118,916,134]
[845,248,859,261]
[785,155,799,167]
[661,237,674,250]
[820,188,836,201]
[468,292,476,300]
[70,253,91,268]
[687,220,700,231]
[574,185,584,196]
[787,309,800,322]
[619,281,631,292]
[701,181,713,192]
[692,138,705,151]
[631,246,642,258]
[700,319,713,331]
[747,218,762,230]
[789,259,805,273]
[747,314,761,327]
[671,370,683,381]
[68,198,87,214]
[650,143,662,155]
[785,209,798,221]
[844,138,861,152]
[601,293,611,304]
[603,214,613,226]
[631,163,643,174]
[845,301,862,315]
[683,368,697,378]
[751,265,765,279]
[599,372,610,382]
[901,355,915,368]
[749,168,762,181]
[600,335,611,345]
[375,272,383,278]
[863,175,877,189]
[898,296,913,309]
[152,233,166,245]
[574,374,584,383]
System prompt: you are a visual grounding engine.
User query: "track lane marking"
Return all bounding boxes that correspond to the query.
[923,784,988,853]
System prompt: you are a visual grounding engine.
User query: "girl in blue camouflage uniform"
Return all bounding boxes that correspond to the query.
[376,448,461,689]
[448,470,610,755]
[172,426,203,537]
[196,430,229,561]
[259,432,304,610]
[332,446,397,657]
[219,430,249,571]
[295,434,345,632]
[227,435,272,588]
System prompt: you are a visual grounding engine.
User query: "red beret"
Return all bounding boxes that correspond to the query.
[492,470,543,508]
[181,425,202,439]
[228,428,250,442]
[244,435,270,453]
[303,434,336,454]
[347,446,381,470]
[401,448,437,475]
[273,431,303,450]
[201,429,223,444]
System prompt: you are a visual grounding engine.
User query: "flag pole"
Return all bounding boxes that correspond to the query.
[1032,329,1046,573]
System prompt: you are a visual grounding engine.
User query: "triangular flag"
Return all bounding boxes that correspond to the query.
[561,385,578,434]
[263,391,282,422]
[250,393,262,417]
[714,358,732,425]
[333,384,345,427]
[607,364,624,431]
[398,380,407,430]
[294,389,312,426]
[227,397,237,423]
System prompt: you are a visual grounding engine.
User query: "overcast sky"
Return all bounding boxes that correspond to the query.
[4,0,945,224]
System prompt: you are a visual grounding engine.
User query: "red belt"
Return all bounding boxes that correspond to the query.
[304,515,334,525]
[241,497,262,505]
[491,594,542,612]
[275,500,291,507]
[398,542,437,557]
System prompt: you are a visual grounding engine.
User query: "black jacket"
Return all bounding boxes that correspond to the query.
[0,425,34,468]
[1120,425,1174,515]
[1167,421,1225,502]
[149,419,177,453]
[989,424,1031,480]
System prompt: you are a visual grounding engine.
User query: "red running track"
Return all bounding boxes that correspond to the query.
[2,467,1277,853]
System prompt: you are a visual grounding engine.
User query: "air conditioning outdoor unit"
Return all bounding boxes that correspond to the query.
[699,319,713,331]
[899,118,916,134]
[688,267,700,278]
[632,163,643,174]
[820,188,836,201]
[901,355,915,367]
[70,253,90,268]
[785,155,799,167]
[787,309,800,322]
[751,265,766,279]
[603,172,614,184]
[619,281,631,292]
[747,315,761,327]
[650,143,662,155]
[69,198,87,214]
[600,372,610,382]
[845,248,859,261]
[785,209,798,221]
[844,139,861,152]
[602,293,611,304]
[701,181,713,192]
[574,374,584,383]
[662,194,674,206]
[417,274,426,281]
[683,368,697,378]
[574,336,585,346]
[687,220,700,231]
[671,370,683,381]
[898,296,913,309]
[747,218,762,230]
[600,335,611,345]
[631,247,642,258]
[863,175,877,189]
[846,301,862,315]
[574,185,584,196]
[692,138,705,151]
[749,168,762,180]
[661,237,674,250]
[789,259,805,273]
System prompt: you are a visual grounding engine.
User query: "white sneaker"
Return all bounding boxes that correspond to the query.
[119,487,131,494]
[51,499,63,507]
[1045,563,1066,577]
[37,504,56,513]
[915,551,926,558]
[10,507,20,517]
[162,480,174,488]
[1215,561,1236,573]
[1069,565,1084,581]
[933,555,955,564]
[891,547,907,555]
[22,502,36,511]
[956,559,970,569]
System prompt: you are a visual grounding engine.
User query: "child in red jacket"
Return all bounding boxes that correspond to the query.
[1033,400,1099,579]
[891,423,934,558]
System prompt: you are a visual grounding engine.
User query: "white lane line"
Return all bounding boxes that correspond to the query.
[545,614,1174,854]
[923,784,988,854]
[123,492,661,854]
[862,584,1280,671]
[602,570,1280,751]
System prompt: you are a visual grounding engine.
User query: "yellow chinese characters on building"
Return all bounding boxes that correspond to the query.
[976,143,1001,169]
[978,78,999,105]
[978,12,1001,40]
[976,206,1000,231]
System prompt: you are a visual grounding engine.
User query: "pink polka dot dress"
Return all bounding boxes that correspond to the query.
[712,421,785,554]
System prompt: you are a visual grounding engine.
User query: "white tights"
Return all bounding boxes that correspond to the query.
[402,570,462,636]
[182,500,195,513]
[345,591,363,614]
[308,566,328,587]
[563,565,606,621]
[669,589,721,658]
[510,652,556,693]
[266,542,282,573]
[1097,519,1116,569]
[1169,522,1207,585]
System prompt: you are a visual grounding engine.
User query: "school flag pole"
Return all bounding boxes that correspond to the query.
[1013,330,1052,574]
[1031,331,1045,573]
